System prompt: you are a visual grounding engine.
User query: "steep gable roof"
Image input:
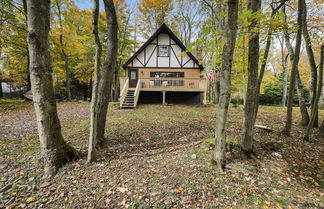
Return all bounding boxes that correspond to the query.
[123,23,203,70]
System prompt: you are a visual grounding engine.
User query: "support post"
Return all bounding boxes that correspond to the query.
[162,90,166,105]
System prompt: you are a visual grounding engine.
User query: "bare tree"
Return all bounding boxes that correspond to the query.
[283,0,303,135]
[241,0,261,156]
[26,0,78,176]
[214,0,238,172]
[88,0,118,162]
[304,45,324,140]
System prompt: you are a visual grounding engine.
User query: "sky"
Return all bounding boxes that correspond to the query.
[75,0,139,10]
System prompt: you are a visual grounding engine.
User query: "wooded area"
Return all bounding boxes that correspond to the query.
[0,0,323,208]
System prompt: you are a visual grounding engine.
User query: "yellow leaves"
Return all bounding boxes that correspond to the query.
[138,0,173,13]
[263,201,271,209]
[26,196,36,203]
[45,199,53,205]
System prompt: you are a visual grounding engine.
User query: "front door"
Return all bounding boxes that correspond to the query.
[129,69,138,88]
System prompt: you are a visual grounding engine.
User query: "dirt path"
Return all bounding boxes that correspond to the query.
[0,102,128,140]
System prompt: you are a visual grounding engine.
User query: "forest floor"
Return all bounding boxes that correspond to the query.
[0,100,323,208]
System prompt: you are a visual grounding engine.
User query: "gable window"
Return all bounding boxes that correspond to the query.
[158,46,169,57]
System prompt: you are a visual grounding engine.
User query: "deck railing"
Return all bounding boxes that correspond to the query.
[133,79,141,107]
[140,78,207,92]
[119,78,129,108]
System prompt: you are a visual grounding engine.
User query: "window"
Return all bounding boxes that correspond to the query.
[158,46,169,57]
[130,71,137,80]
[150,72,184,87]
[150,72,184,78]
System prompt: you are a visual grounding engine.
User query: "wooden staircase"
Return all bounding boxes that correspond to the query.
[121,89,135,109]
[120,79,141,109]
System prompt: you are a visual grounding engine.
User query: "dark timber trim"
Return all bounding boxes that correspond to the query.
[170,45,181,66]
[123,23,204,70]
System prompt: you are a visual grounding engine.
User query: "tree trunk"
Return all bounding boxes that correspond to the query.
[113,65,120,102]
[88,0,118,162]
[26,0,78,177]
[301,0,318,127]
[215,74,220,104]
[22,0,31,92]
[283,0,303,135]
[88,0,102,162]
[304,45,324,140]
[318,119,324,140]
[283,20,309,126]
[0,79,3,98]
[83,83,88,101]
[0,36,3,98]
[56,1,71,101]
[296,70,310,126]
[241,0,261,156]
[214,0,238,172]
[282,53,289,106]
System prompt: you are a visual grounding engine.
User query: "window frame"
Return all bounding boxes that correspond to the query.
[150,72,184,78]
[157,45,170,57]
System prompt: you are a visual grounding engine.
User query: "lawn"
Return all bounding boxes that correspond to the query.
[0,101,323,208]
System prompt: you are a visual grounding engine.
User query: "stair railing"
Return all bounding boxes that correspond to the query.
[133,79,141,107]
[119,78,129,108]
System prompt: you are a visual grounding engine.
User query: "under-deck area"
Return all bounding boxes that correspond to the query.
[138,91,203,104]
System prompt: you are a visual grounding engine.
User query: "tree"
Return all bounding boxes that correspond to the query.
[278,34,289,106]
[173,0,200,46]
[54,0,72,101]
[26,0,78,176]
[282,3,309,126]
[0,0,30,93]
[214,0,239,172]
[88,0,118,162]
[301,0,319,127]
[253,0,288,120]
[112,0,136,101]
[283,0,303,135]
[304,45,323,140]
[240,0,261,156]
[137,0,173,38]
[88,0,102,162]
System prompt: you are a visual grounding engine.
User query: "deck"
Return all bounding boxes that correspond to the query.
[119,77,207,108]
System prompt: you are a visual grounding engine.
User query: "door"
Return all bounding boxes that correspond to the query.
[128,69,138,88]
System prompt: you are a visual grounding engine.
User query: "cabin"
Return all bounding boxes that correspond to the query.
[120,24,207,109]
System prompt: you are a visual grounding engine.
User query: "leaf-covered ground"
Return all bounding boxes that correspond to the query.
[0,101,323,208]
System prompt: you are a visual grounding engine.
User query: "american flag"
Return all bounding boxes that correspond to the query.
[208,70,216,82]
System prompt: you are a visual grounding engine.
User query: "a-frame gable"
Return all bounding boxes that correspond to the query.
[124,24,203,70]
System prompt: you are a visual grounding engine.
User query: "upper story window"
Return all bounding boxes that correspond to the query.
[158,46,169,57]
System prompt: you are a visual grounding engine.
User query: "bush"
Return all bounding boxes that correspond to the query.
[260,73,309,106]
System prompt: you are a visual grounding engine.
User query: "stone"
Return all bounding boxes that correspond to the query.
[272,152,282,158]
[40,181,51,188]
[191,154,197,159]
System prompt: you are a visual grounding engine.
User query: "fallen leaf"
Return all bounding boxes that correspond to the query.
[26,196,36,203]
